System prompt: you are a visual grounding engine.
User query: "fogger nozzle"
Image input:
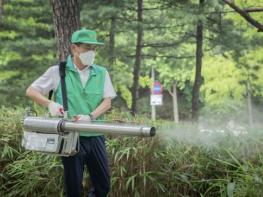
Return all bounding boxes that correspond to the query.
[23,117,156,137]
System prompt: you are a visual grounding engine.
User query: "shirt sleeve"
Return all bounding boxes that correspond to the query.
[103,70,117,99]
[30,65,60,95]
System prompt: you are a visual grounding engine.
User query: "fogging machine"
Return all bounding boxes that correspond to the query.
[22,116,156,156]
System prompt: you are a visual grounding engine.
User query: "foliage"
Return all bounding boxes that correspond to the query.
[201,54,245,112]
[1,108,263,196]
[0,0,263,196]
[0,0,262,119]
[0,0,55,107]
[0,107,63,196]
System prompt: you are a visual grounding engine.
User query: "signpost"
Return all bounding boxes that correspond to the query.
[151,66,163,120]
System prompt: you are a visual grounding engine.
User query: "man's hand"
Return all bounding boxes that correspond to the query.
[73,115,92,123]
[48,101,64,116]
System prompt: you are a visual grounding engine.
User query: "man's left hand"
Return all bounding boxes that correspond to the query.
[73,115,92,123]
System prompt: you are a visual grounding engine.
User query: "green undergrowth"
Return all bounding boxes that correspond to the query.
[1,107,263,196]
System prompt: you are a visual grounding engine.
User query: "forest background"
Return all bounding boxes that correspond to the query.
[0,0,263,123]
[1,0,263,196]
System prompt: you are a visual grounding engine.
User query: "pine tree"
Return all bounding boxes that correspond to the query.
[0,0,54,106]
[50,0,80,61]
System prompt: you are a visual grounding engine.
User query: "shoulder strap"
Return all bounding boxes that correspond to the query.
[59,61,68,113]
[48,90,53,100]
[48,62,68,113]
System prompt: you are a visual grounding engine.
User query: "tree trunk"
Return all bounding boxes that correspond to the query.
[151,66,156,120]
[109,16,116,67]
[247,81,254,127]
[172,82,179,123]
[192,0,204,121]
[0,0,4,26]
[131,0,143,115]
[168,82,179,123]
[50,0,81,61]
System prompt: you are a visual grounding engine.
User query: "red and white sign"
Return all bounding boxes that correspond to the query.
[151,81,163,106]
[151,81,163,95]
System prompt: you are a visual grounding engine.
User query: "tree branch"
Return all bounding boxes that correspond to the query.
[243,8,263,13]
[142,33,195,48]
[222,0,263,32]
[144,25,188,30]
[168,89,173,97]
[142,55,195,59]
[127,54,195,59]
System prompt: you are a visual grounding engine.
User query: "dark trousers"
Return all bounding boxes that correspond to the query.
[62,136,110,197]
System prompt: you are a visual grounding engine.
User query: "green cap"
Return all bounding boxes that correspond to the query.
[71,29,104,45]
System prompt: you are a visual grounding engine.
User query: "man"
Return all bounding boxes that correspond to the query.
[26,29,116,197]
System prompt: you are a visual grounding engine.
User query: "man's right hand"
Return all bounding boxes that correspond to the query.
[48,101,64,116]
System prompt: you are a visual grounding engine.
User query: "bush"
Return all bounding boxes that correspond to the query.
[1,107,263,196]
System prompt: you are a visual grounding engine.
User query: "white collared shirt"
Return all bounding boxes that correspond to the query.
[31,65,117,99]
[74,64,90,87]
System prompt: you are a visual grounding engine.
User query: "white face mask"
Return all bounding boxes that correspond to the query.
[79,50,95,66]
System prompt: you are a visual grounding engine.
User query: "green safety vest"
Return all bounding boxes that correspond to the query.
[55,55,106,137]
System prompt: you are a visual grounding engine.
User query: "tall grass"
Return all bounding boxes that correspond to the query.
[1,107,263,196]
